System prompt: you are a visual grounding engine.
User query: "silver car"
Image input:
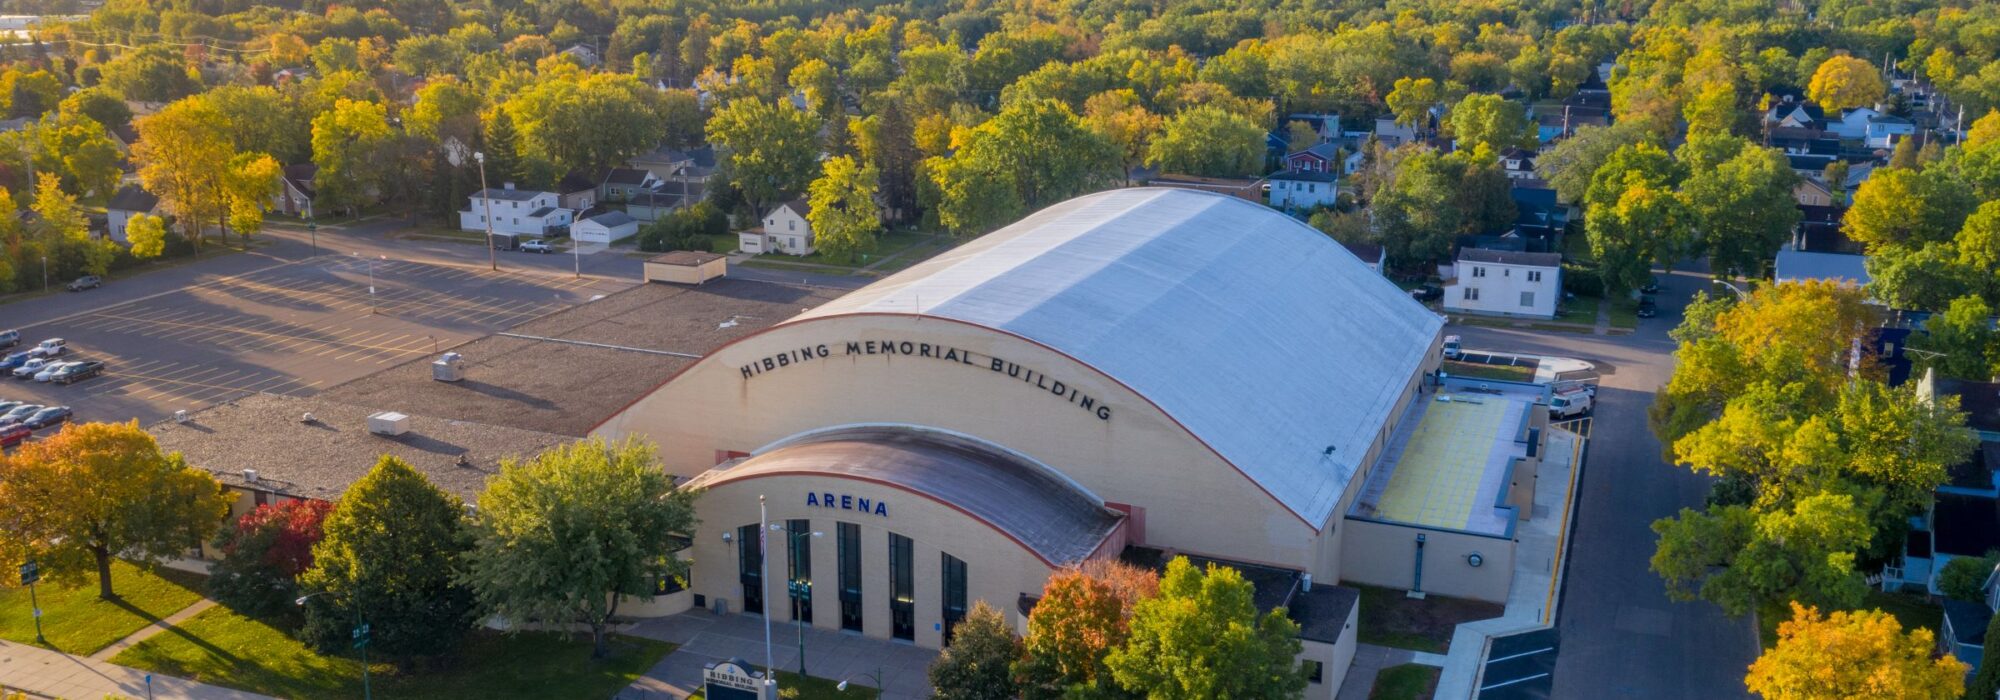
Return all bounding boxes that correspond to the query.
[34,361,79,382]
[12,358,47,379]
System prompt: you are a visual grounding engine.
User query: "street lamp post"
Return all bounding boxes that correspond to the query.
[353,253,384,314]
[308,216,318,255]
[296,592,372,700]
[39,255,46,291]
[770,522,823,676]
[759,495,774,680]
[835,667,886,695]
[473,151,497,271]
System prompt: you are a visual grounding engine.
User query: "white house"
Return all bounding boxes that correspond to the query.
[460,187,572,237]
[572,211,640,245]
[1499,147,1538,179]
[1268,172,1338,211]
[106,184,160,245]
[1828,107,1880,140]
[1374,117,1419,147]
[1443,248,1562,319]
[1865,114,1916,149]
[739,200,814,256]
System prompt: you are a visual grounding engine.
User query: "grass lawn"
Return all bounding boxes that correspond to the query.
[1756,591,1944,649]
[0,560,206,655]
[1354,585,1504,654]
[1607,298,1639,329]
[688,669,880,700]
[776,230,936,269]
[1370,663,1441,700]
[1442,360,1536,382]
[1554,295,1601,325]
[112,606,675,699]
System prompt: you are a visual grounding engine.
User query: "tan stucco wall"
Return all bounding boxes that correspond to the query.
[1338,518,1514,603]
[692,474,1063,648]
[1298,593,1359,700]
[597,314,1329,575]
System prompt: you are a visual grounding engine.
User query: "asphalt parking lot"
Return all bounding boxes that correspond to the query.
[1,254,634,434]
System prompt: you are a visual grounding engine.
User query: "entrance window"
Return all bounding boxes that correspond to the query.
[889,532,915,641]
[737,524,763,615]
[941,553,968,644]
[838,522,862,632]
[786,519,812,625]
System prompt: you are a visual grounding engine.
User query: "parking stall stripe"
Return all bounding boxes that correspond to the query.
[326,332,408,362]
[71,314,437,355]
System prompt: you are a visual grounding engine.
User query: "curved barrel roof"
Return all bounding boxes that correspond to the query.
[688,426,1123,565]
[791,188,1443,526]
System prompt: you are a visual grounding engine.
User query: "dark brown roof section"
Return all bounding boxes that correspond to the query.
[689,427,1125,566]
[1458,247,1561,268]
[650,251,726,266]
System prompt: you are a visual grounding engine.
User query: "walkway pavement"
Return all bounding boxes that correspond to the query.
[1335,643,1448,700]
[618,610,936,700]
[88,599,217,661]
[0,639,274,700]
[1431,426,1586,699]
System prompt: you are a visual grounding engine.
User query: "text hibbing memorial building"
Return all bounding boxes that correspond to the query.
[597,188,1531,690]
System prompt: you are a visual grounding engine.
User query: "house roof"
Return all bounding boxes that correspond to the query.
[583,211,636,228]
[1288,142,1341,161]
[1500,146,1538,160]
[1787,154,1838,171]
[1272,171,1339,183]
[1775,249,1870,286]
[558,170,597,194]
[603,168,653,186]
[772,199,811,219]
[648,251,725,267]
[789,188,1442,526]
[1936,379,2000,434]
[689,426,1124,566]
[1340,241,1383,264]
[472,188,546,201]
[1458,247,1560,268]
[283,163,317,198]
[1944,599,1992,647]
[1870,114,1913,125]
[526,206,561,218]
[107,184,159,213]
[1934,492,2000,557]
[149,393,572,501]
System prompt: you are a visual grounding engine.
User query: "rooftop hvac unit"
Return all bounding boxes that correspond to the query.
[432,352,465,382]
[367,411,410,436]
[173,410,189,424]
[243,469,258,483]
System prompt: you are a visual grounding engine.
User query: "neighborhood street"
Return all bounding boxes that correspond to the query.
[1448,269,1759,700]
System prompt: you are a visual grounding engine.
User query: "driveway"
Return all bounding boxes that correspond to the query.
[1446,269,1758,699]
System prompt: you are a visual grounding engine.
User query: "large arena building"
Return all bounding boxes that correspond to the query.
[594,188,1552,691]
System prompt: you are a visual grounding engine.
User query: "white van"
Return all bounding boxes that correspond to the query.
[1442,335,1463,359]
[1549,387,1594,419]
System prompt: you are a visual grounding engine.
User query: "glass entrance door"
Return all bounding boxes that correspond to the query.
[738,524,763,615]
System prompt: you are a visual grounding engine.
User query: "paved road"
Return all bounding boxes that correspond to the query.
[1447,270,1757,700]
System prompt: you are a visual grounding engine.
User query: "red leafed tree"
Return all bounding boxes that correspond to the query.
[1014,559,1159,698]
[208,499,334,616]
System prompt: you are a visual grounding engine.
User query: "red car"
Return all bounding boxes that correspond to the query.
[0,423,29,448]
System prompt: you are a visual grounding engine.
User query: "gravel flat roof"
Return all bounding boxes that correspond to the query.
[319,277,847,437]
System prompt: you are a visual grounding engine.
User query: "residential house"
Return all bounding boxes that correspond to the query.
[1827,107,1883,140]
[460,186,573,237]
[106,184,160,244]
[1786,153,1841,180]
[1268,172,1338,212]
[739,200,814,256]
[571,211,640,245]
[1884,374,2000,623]
[1285,142,1343,174]
[1765,99,1827,130]
[1499,147,1537,179]
[1144,174,1263,203]
[1794,178,1835,207]
[1768,128,1841,159]
[1442,248,1562,319]
[1865,114,1916,149]
[1373,118,1418,148]
[1510,181,1571,241]
[600,168,662,202]
[1340,241,1383,275]
[272,164,317,218]
[557,171,599,212]
[1775,241,1869,287]
[1282,113,1341,144]
[560,44,601,68]
[626,190,688,222]
[1942,576,1993,676]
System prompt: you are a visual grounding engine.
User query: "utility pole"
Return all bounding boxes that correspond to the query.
[474,151,497,271]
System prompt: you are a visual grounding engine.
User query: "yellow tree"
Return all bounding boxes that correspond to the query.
[1745,602,1964,700]
[1081,90,1161,184]
[1807,56,1888,112]
[0,422,232,599]
[132,98,233,251]
[224,153,283,243]
[125,212,167,259]
[805,155,882,263]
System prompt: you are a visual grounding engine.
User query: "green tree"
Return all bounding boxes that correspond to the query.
[0,69,61,120]
[1807,55,1889,112]
[926,99,1116,235]
[57,86,131,130]
[1385,77,1441,130]
[1910,295,2000,380]
[1082,90,1161,184]
[34,111,122,198]
[1372,149,1460,267]
[479,108,524,186]
[125,213,167,259]
[462,438,697,659]
[299,456,478,659]
[805,156,883,263]
[102,47,200,104]
[311,99,395,215]
[1587,183,1693,295]
[1538,122,1649,204]
[1445,93,1533,152]
[1105,557,1305,700]
[1650,495,1871,617]
[1865,243,1974,312]
[0,422,232,600]
[1937,552,1999,603]
[1681,142,1800,277]
[1970,609,2000,699]
[1146,105,1264,177]
[928,601,1021,700]
[508,74,670,176]
[707,97,823,212]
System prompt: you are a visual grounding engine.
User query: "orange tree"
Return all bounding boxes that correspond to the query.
[1014,559,1157,699]
[1745,602,1964,700]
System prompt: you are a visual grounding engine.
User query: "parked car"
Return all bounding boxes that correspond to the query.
[51,360,103,384]
[520,239,556,254]
[22,406,70,429]
[0,400,21,414]
[12,358,47,379]
[0,351,29,369]
[30,338,66,358]
[1640,276,1661,295]
[66,275,102,291]
[0,329,18,349]
[0,404,43,423]
[1408,285,1443,302]
[0,422,28,447]
[34,361,79,382]
[1442,334,1463,359]
[1636,296,1659,318]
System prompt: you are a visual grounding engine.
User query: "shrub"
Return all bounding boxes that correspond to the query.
[208,499,334,618]
[1938,552,1998,603]
[1561,263,1604,297]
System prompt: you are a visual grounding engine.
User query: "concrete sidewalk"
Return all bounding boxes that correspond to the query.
[1431,426,1585,699]
[618,610,936,700]
[0,639,274,700]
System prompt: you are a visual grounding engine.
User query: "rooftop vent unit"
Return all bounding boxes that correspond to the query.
[243,469,259,483]
[173,410,189,424]
[300,412,316,424]
[367,411,409,436]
